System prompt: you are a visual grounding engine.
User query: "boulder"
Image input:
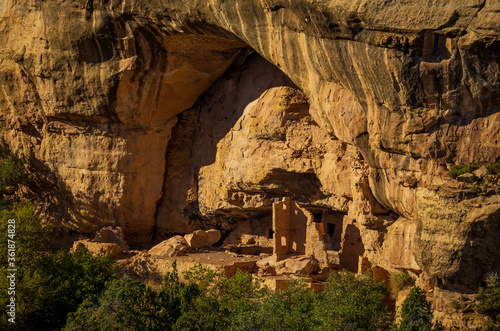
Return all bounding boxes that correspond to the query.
[256,255,274,268]
[71,239,123,257]
[274,256,320,275]
[149,235,189,258]
[473,166,490,179]
[70,227,129,258]
[184,229,221,248]
[94,226,129,251]
[284,257,318,275]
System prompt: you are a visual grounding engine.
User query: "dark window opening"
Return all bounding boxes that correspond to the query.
[327,223,336,236]
[267,228,274,239]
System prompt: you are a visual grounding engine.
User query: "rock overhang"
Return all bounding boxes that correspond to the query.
[0,1,500,303]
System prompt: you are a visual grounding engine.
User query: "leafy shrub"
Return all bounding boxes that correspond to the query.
[448,164,479,179]
[390,269,415,297]
[485,272,500,288]
[491,162,500,174]
[0,202,51,269]
[66,267,394,331]
[208,268,269,330]
[239,278,319,331]
[0,248,116,330]
[66,262,210,331]
[0,145,28,200]
[0,194,116,329]
[313,270,393,330]
[66,275,182,331]
[477,272,500,330]
[197,269,392,331]
[396,286,442,331]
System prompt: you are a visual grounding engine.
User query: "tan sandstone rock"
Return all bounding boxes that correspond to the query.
[276,256,320,276]
[1,1,500,328]
[94,226,129,252]
[473,166,490,179]
[71,239,122,257]
[184,229,221,249]
[149,235,189,258]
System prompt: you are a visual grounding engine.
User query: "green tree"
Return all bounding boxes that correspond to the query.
[0,145,28,201]
[397,286,442,331]
[0,247,116,330]
[66,262,207,331]
[477,272,500,330]
[255,278,318,331]
[0,152,116,330]
[313,270,393,330]
[66,276,177,331]
[174,266,269,330]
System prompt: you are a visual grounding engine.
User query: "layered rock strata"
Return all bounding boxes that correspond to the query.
[1,1,500,327]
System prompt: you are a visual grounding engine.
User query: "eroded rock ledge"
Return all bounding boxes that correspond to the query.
[1,1,500,328]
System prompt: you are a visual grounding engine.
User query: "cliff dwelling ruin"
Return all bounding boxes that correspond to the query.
[2,0,500,328]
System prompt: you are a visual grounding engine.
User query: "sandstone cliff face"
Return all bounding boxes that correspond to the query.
[1,1,500,326]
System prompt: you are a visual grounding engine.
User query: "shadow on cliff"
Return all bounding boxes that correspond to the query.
[191,51,299,168]
[155,51,304,239]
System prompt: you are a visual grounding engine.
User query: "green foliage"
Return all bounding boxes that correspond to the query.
[448,164,479,179]
[0,145,28,200]
[0,248,116,330]
[477,272,500,330]
[40,250,116,325]
[396,286,442,331]
[313,270,393,330]
[66,262,208,331]
[0,202,51,270]
[390,270,416,296]
[66,275,183,331]
[66,267,394,331]
[175,268,269,331]
[0,188,116,330]
[490,162,500,174]
[485,272,500,288]
[231,278,319,331]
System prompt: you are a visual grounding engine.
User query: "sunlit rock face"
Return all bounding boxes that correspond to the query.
[1,1,500,320]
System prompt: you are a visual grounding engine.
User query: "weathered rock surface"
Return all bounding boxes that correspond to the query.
[149,235,188,258]
[473,166,490,179]
[70,226,129,257]
[276,256,321,276]
[184,229,221,249]
[1,1,500,327]
[71,239,123,257]
[415,189,500,292]
[94,226,129,251]
[457,172,476,183]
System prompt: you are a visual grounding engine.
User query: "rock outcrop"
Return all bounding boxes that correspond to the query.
[184,229,221,248]
[149,235,188,258]
[1,1,500,327]
[71,239,123,257]
[70,226,129,257]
